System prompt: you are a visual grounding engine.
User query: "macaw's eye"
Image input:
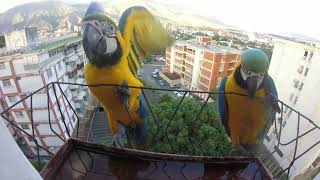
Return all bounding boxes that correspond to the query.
[101,21,116,36]
[248,72,253,76]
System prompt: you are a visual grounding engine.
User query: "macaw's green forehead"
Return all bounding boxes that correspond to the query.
[82,13,117,28]
[241,49,269,73]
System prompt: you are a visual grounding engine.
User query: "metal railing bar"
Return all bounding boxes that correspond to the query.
[0,83,50,115]
[46,85,65,142]
[56,82,80,139]
[52,83,71,137]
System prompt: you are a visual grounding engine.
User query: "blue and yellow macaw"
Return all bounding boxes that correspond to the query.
[82,2,173,147]
[218,49,280,148]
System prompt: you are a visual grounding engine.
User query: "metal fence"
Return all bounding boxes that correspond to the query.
[1,81,320,180]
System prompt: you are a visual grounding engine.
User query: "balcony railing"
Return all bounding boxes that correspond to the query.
[0,82,320,179]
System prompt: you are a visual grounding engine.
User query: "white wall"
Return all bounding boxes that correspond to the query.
[43,136,64,147]
[170,47,175,73]
[191,48,201,89]
[266,39,320,177]
[4,30,28,50]
[19,76,44,93]
[0,114,42,180]
[13,55,39,76]
[37,124,60,136]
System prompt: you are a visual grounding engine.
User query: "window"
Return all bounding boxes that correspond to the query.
[58,61,62,70]
[72,115,76,122]
[15,111,24,118]
[21,123,29,130]
[297,66,303,74]
[304,51,308,57]
[309,51,314,60]
[8,96,17,103]
[2,79,12,87]
[298,83,304,91]
[24,64,39,71]
[282,120,287,128]
[293,79,299,88]
[312,156,320,168]
[287,109,293,118]
[28,136,34,142]
[289,93,294,101]
[0,62,5,70]
[274,146,283,157]
[47,69,53,78]
[265,135,271,142]
[304,68,309,77]
[293,96,298,105]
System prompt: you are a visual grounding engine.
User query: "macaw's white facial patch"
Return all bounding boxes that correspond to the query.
[105,37,118,54]
[83,20,118,56]
[240,65,265,89]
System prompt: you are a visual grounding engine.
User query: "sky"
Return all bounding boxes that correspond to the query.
[1,0,320,39]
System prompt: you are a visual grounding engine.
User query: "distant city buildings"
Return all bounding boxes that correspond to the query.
[0,35,89,156]
[266,38,320,178]
[162,36,241,99]
[3,27,39,51]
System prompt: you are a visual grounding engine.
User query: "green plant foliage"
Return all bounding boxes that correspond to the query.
[147,95,232,156]
[30,159,46,171]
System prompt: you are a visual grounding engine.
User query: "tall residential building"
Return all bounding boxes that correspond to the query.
[162,37,240,99]
[0,35,89,156]
[4,27,39,50]
[265,38,320,178]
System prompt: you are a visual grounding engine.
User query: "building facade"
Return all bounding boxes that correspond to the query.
[0,35,89,156]
[4,27,39,51]
[164,37,240,99]
[265,39,320,178]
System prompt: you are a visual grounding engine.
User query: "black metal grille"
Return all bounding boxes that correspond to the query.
[1,81,319,180]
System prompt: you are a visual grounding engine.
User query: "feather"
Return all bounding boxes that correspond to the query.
[118,6,174,77]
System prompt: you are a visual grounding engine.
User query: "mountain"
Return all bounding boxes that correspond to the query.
[0,0,229,34]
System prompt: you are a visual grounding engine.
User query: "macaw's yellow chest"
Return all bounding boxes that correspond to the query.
[84,62,143,134]
[225,75,267,145]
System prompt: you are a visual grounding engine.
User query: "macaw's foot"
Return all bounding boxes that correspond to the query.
[112,126,127,148]
[117,81,131,109]
[230,145,250,157]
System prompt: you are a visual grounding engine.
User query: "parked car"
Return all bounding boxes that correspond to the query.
[152,74,158,78]
[159,82,165,86]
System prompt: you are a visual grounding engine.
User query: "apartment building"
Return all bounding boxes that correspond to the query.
[0,35,89,156]
[265,38,320,178]
[163,36,240,99]
[3,27,39,50]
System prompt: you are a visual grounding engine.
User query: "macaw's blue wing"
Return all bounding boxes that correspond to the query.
[218,76,230,136]
[135,95,148,143]
[258,74,280,141]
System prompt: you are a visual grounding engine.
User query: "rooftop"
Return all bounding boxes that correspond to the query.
[31,36,82,53]
[175,40,240,54]
[161,71,181,80]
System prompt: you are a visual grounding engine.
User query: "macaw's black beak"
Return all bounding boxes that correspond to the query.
[246,76,259,98]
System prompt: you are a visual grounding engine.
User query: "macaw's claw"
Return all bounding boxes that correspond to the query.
[117,80,131,109]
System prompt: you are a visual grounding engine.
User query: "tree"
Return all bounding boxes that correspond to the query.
[147,94,232,156]
[218,42,229,47]
[144,53,153,62]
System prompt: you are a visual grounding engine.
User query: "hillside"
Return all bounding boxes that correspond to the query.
[0,0,228,33]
